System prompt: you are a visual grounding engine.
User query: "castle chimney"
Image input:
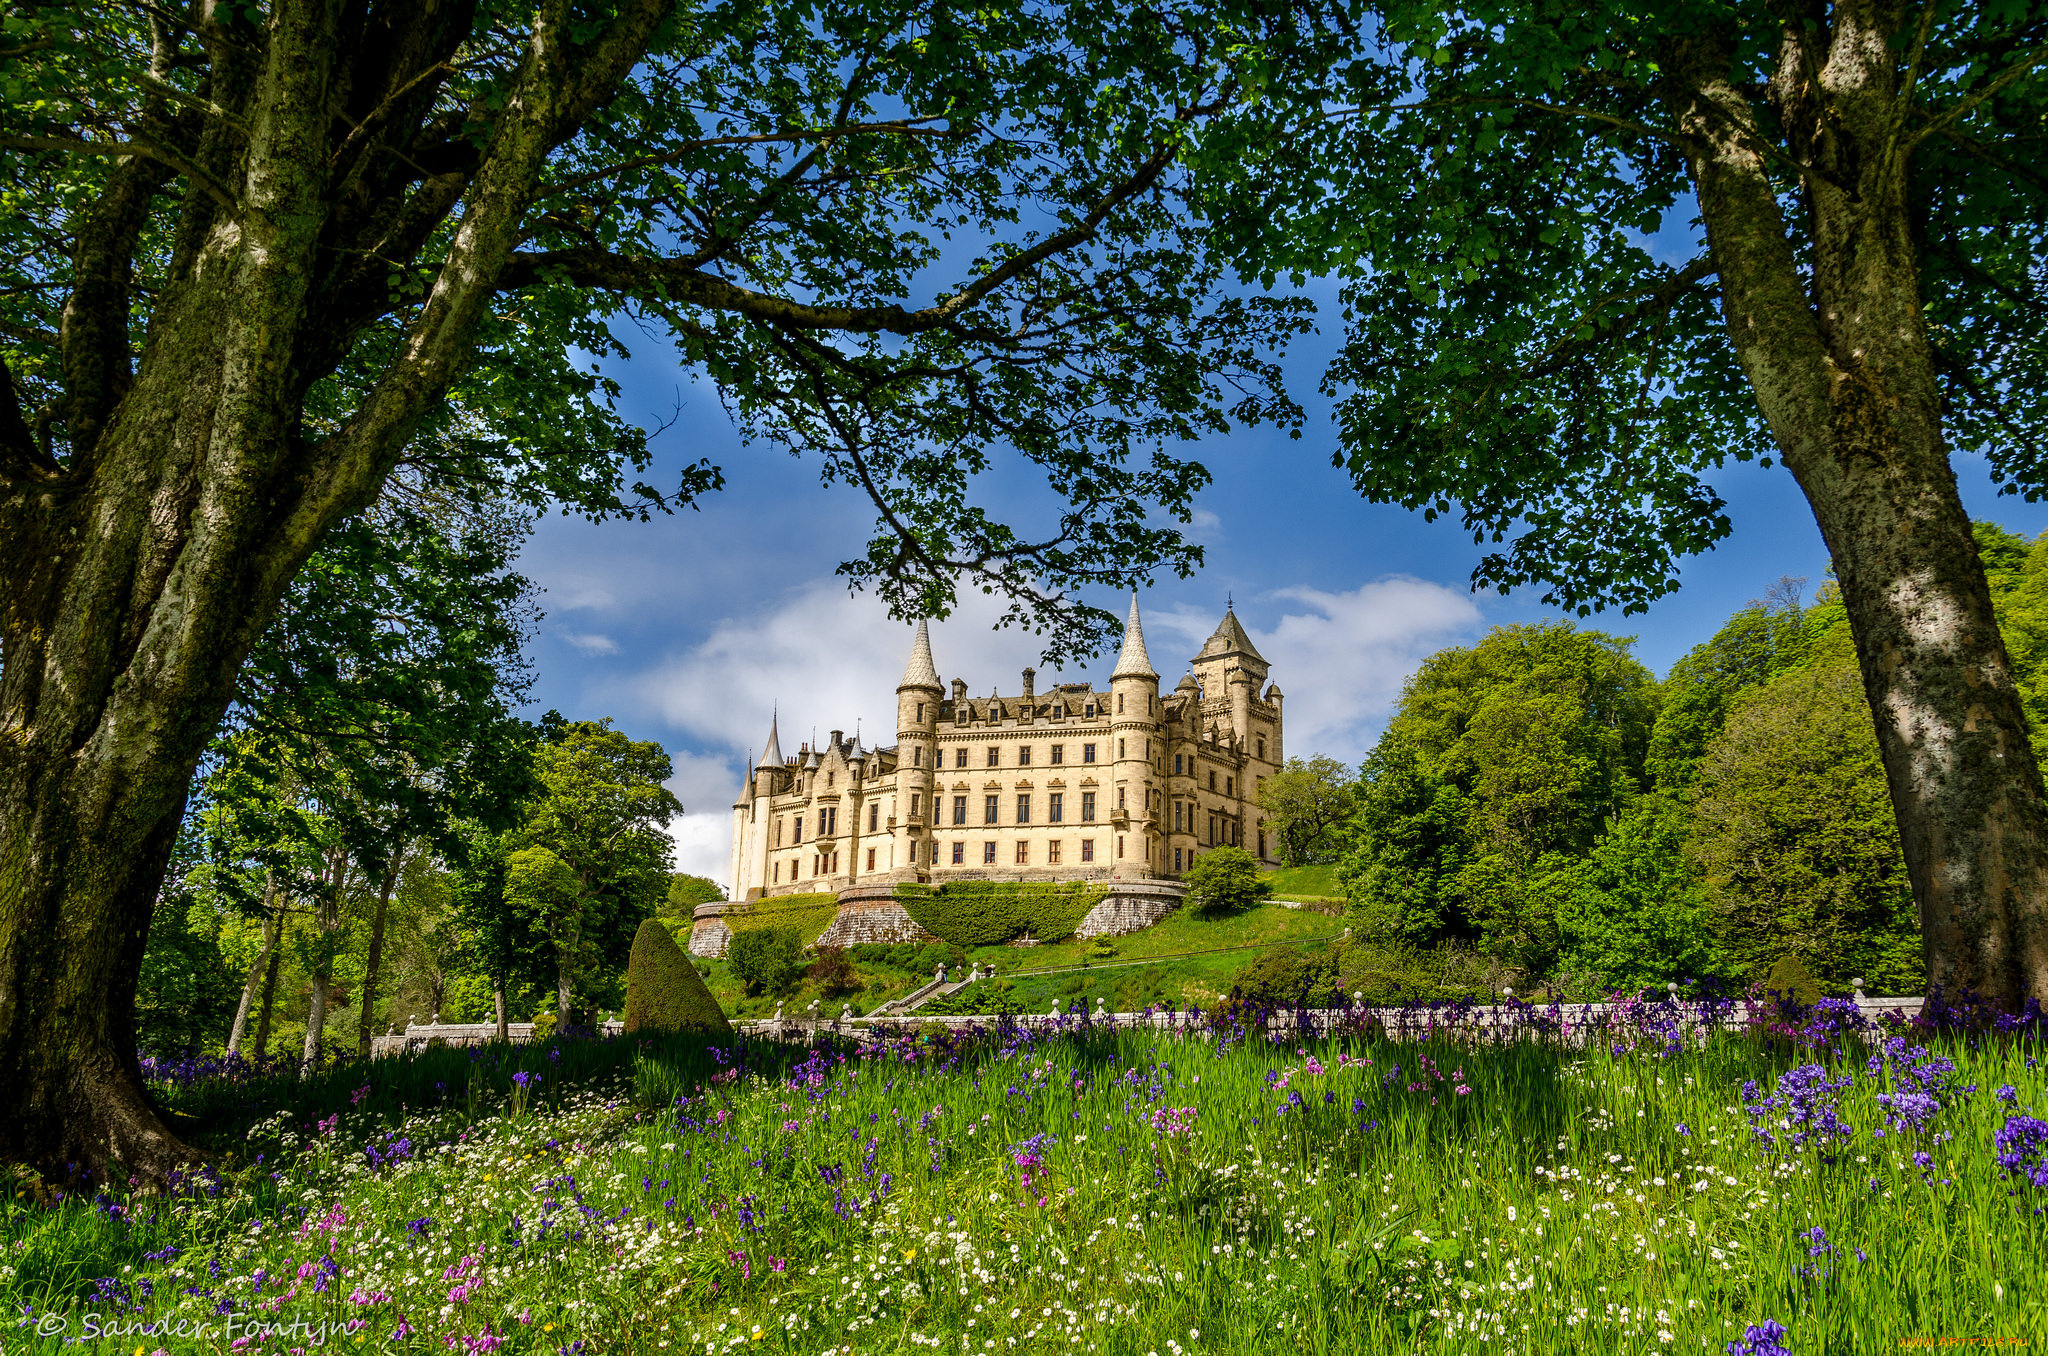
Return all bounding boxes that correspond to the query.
[829,729,843,750]
[951,678,967,702]
[1021,667,1035,699]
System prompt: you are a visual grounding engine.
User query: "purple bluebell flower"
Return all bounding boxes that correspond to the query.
[1727,1319,1790,1356]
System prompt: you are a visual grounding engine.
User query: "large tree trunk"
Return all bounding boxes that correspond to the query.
[1668,13,2048,1007]
[253,935,283,1063]
[494,983,509,1042]
[354,845,407,1057]
[225,883,282,1058]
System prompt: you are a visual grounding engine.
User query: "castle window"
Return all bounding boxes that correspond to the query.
[983,841,997,864]
[866,847,876,871]
[910,793,921,817]
[1174,803,1183,831]
[1118,786,1126,809]
[1210,814,1218,842]
[868,804,879,832]
[827,772,834,788]
[987,746,1000,767]
[1011,841,1026,865]
[1175,847,1183,872]
[913,747,922,767]
[1018,746,1031,767]
[1085,704,1095,718]
[952,841,965,864]
[1049,792,1064,823]
[1225,776,1233,797]
[1257,735,1266,759]
[1048,840,1063,865]
[794,815,804,844]
[1175,754,1183,775]
[1117,693,1124,714]
[984,794,999,824]
[953,795,968,826]
[1016,794,1031,824]
[910,841,918,862]
[773,861,780,882]
[1118,739,1125,759]
[1081,839,1094,862]
[916,703,924,723]
[1081,791,1096,822]
[821,807,837,835]
[1117,835,1125,858]
[775,819,783,847]
[1209,770,1217,791]
[955,747,968,768]
[1257,830,1266,858]
[1082,743,1096,763]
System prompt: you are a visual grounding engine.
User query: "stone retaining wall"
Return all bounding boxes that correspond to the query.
[816,884,938,948]
[688,902,734,958]
[1073,880,1187,938]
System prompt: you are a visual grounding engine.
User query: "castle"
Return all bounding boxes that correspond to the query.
[728,597,1284,899]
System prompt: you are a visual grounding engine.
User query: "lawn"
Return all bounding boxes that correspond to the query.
[1260,864,1343,902]
[695,897,1343,1019]
[5,1000,2046,1354]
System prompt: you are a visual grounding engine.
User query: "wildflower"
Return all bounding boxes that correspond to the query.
[1726,1319,1791,1356]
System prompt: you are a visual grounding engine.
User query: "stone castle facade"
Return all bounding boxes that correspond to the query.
[727,597,1284,900]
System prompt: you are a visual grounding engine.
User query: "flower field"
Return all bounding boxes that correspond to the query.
[5,999,2047,1354]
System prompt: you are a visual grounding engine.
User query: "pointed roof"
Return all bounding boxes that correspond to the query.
[1199,607,1268,666]
[898,618,941,690]
[754,711,783,770]
[1110,592,1158,681]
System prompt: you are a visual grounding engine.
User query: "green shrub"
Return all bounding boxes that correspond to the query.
[1184,847,1274,916]
[1763,952,1823,1006]
[805,946,862,998]
[624,918,733,1036]
[729,926,804,996]
[896,881,1106,945]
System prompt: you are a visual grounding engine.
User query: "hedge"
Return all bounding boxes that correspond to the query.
[624,918,733,1036]
[723,893,839,947]
[895,880,1107,946]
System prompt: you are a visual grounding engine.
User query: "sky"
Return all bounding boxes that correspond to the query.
[511,283,2048,892]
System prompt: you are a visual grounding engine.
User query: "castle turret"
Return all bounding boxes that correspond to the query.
[1109,592,1161,876]
[894,620,942,879]
[745,712,785,898]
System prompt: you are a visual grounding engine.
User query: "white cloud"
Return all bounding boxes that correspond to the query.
[561,631,621,655]
[1249,579,1483,763]
[664,748,744,892]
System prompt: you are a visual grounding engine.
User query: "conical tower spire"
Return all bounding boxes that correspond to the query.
[898,618,941,690]
[754,708,784,770]
[1110,591,1158,680]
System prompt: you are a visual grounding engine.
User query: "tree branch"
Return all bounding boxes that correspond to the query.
[0,134,237,213]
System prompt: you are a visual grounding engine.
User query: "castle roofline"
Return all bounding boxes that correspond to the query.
[898,618,942,690]
[1109,592,1158,681]
[1198,606,1268,667]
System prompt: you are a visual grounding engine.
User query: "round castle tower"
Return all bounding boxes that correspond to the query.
[893,618,942,881]
[1108,592,1162,877]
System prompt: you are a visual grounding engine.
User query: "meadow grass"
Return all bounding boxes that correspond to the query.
[1259,866,1343,901]
[4,1003,2046,1354]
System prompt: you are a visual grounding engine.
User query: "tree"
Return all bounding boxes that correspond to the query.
[663,874,726,921]
[727,927,804,998]
[518,721,680,1021]
[1340,623,1658,969]
[623,919,731,1035]
[1554,795,1728,992]
[502,845,588,1025]
[1182,846,1273,916]
[1213,1,2048,1005]
[1648,588,1811,791]
[1690,663,1924,995]
[1254,756,1356,865]
[0,0,1329,1177]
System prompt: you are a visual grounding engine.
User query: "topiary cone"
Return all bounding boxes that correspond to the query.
[624,918,733,1036]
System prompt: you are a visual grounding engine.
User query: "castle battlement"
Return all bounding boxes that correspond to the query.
[728,596,1284,900]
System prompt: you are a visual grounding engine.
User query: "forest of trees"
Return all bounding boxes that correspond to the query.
[1254,524,2048,999]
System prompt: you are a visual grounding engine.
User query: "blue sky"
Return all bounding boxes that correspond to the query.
[512,288,2048,887]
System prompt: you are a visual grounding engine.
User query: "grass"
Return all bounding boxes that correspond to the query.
[695,898,1343,1019]
[8,1003,2047,1353]
[1262,864,1344,901]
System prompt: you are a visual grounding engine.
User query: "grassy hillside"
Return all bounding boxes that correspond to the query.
[693,896,1344,1019]
[1262,863,1345,900]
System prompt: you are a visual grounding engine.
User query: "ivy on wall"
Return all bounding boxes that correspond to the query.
[895,881,1108,946]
